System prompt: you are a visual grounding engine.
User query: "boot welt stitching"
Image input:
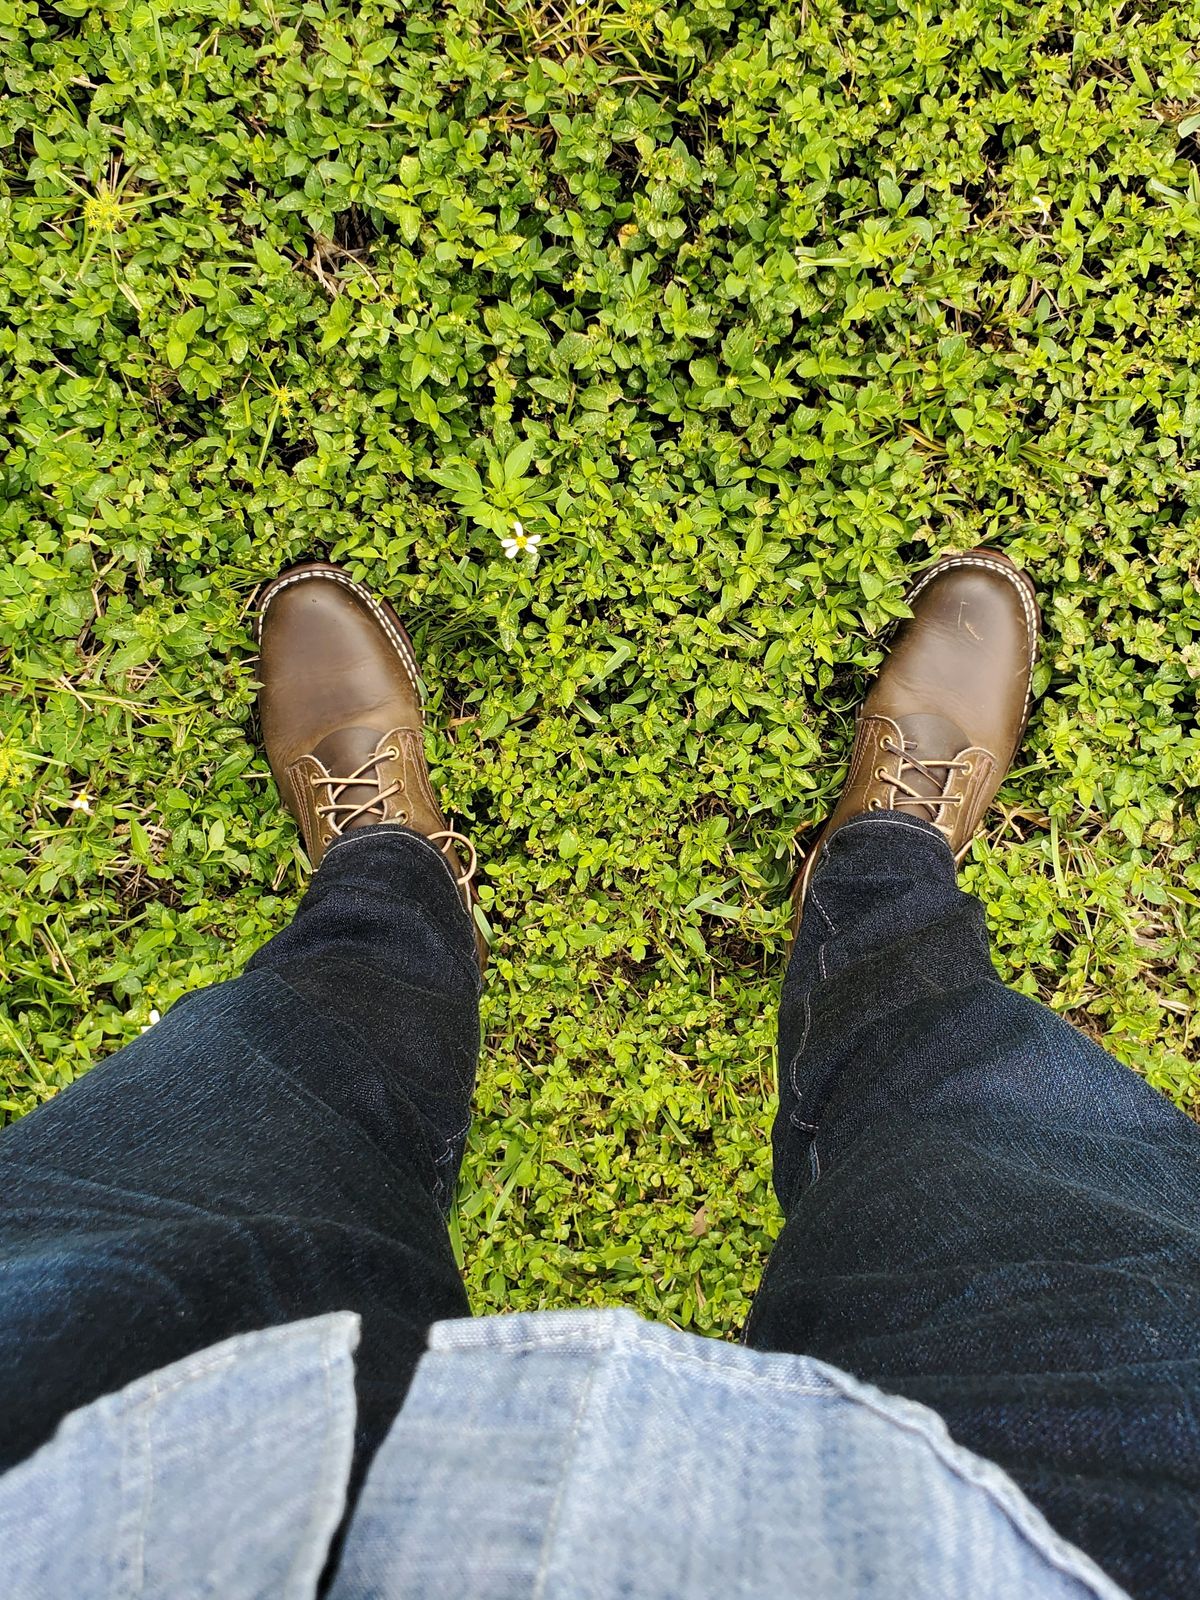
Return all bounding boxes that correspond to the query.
[259,568,421,697]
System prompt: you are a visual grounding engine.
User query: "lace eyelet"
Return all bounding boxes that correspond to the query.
[383,746,400,761]
[868,798,883,810]
[396,810,409,824]
[874,768,889,782]
[961,761,973,776]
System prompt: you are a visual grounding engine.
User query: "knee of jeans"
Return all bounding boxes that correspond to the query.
[256,893,479,999]
[974,996,1189,1135]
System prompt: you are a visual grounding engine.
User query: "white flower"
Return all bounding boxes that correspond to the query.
[140,1008,161,1033]
[500,521,541,559]
[68,791,93,814]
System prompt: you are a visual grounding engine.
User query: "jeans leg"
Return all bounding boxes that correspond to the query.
[746,813,1200,1600]
[0,826,478,1482]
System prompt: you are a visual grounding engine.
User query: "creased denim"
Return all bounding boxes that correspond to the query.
[0,815,1195,1599]
[0,827,476,1488]
[0,1307,1130,1600]
[747,813,1200,1600]
[0,1312,359,1600]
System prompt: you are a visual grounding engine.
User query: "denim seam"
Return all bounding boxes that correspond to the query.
[114,1369,137,1592]
[530,1354,601,1600]
[787,997,813,1128]
[116,1369,155,1600]
[813,1366,1124,1598]
[280,1319,348,1598]
[809,880,838,937]
[105,1319,352,1413]
[490,1324,1120,1596]
[432,1118,471,1166]
[431,1116,472,1206]
[620,1340,830,1397]
[777,975,999,1209]
[138,1377,155,1600]
[118,1347,247,1407]
[438,1329,834,1397]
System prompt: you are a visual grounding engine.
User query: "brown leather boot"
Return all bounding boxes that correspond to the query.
[794,549,1041,925]
[257,561,486,966]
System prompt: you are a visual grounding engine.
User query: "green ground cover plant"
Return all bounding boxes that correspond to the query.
[2,0,1199,1334]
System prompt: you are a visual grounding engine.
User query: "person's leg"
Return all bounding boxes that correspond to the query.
[749,552,1200,1600]
[0,564,483,1483]
[0,826,478,1478]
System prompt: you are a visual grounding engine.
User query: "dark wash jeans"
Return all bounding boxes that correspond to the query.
[1,818,1197,1598]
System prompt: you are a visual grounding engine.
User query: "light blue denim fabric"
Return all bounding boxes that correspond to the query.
[1,1308,1130,1600]
[0,1312,358,1600]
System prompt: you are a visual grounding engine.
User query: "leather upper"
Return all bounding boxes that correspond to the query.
[257,562,484,962]
[258,566,444,849]
[796,550,1040,909]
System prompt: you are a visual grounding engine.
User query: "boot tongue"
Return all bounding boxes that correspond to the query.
[312,725,392,830]
[889,713,972,815]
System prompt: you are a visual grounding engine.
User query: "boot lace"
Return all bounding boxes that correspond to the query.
[312,742,405,837]
[311,745,478,890]
[428,829,478,891]
[873,735,974,840]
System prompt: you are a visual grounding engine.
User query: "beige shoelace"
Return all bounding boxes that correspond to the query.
[427,829,478,891]
[310,746,478,890]
[873,735,973,840]
[312,744,404,836]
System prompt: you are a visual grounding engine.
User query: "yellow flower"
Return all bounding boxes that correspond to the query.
[83,186,125,234]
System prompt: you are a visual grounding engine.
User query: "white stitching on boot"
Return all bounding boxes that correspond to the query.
[259,568,421,695]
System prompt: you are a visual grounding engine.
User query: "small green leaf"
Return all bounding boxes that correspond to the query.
[361,35,395,65]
